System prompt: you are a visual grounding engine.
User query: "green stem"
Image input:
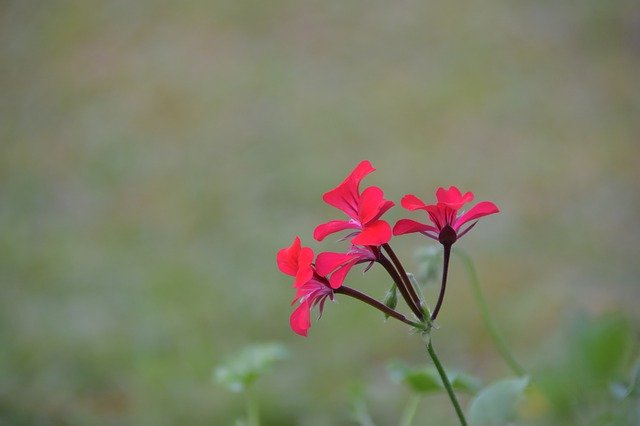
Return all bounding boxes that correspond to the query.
[400,394,421,426]
[245,390,259,426]
[454,248,526,377]
[352,397,375,426]
[426,340,467,426]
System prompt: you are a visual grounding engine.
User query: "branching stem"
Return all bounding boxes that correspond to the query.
[382,243,424,320]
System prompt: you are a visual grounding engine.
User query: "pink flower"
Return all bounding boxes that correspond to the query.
[289,277,334,337]
[315,245,378,289]
[277,237,335,337]
[393,186,499,245]
[276,236,314,288]
[314,160,395,246]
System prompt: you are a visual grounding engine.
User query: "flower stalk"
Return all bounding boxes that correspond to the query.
[430,243,451,321]
[378,254,424,321]
[336,286,425,330]
[426,339,467,426]
[454,248,525,376]
[382,243,424,320]
[399,394,421,426]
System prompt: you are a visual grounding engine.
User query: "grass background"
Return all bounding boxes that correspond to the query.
[1,0,639,424]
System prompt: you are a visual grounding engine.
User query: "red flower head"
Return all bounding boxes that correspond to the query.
[289,277,334,337]
[277,237,336,337]
[315,245,378,289]
[393,186,499,246]
[276,236,314,288]
[313,160,395,246]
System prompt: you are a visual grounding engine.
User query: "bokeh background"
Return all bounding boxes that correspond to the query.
[1,0,639,424]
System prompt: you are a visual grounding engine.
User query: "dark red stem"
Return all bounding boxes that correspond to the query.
[382,243,424,320]
[335,285,424,329]
[378,255,424,321]
[430,243,451,321]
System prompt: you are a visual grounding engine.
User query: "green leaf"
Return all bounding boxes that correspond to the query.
[389,362,442,393]
[389,361,481,394]
[611,358,640,400]
[214,343,289,392]
[450,371,483,394]
[630,359,640,396]
[468,376,529,426]
[571,314,633,382]
[610,381,630,400]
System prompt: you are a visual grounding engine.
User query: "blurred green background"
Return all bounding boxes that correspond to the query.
[1,0,639,424]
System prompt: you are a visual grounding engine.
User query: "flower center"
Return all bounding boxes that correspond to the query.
[438,224,457,246]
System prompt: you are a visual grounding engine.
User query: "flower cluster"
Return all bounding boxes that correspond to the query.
[276,160,498,336]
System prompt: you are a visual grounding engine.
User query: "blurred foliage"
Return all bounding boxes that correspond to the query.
[530,312,638,424]
[215,343,288,393]
[1,0,639,424]
[389,361,481,395]
[468,376,530,426]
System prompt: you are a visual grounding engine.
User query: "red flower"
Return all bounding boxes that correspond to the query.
[277,237,335,337]
[276,236,314,288]
[393,186,499,245]
[314,160,395,246]
[315,245,378,289]
[289,277,334,337]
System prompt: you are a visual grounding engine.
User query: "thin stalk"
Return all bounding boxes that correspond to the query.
[245,390,260,426]
[430,244,451,321]
[378,255,424,321]
[336,286,425,329]
[426,340,467,426]
[382,243,424,320]
[454,249,526,376]
[351,395,375,426]
[399,394,421,426]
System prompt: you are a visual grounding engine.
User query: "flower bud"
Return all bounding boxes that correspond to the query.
[383,284,398,319]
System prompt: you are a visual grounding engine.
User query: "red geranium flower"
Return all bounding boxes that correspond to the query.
[314,160,395,246]
[315,245,378,289]
[393,186,499,245]
[277,237,335,336]
[289,277,334,337]
[276,236,314,288]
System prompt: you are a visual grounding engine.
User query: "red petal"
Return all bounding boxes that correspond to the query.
[392,219,437,235]
[400,194,428,211]
[315,252,356,276]
[293,247,314,288]
[454,201,499,230]
[290,301,311,337]
[276,236,301,276]
[424,204,449,229]
[313,220,359,241]
[328,261,355,289]
[378,200,395,218]
[436,186,474,210]
[357,186,394,224]
[352,220,391,246]
[322,160,375,218]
